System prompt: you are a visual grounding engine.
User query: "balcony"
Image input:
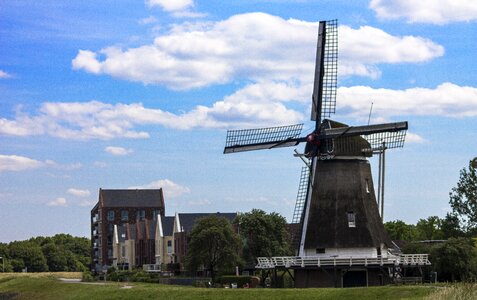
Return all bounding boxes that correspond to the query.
[92,215,99,224]
[143,264,161,273]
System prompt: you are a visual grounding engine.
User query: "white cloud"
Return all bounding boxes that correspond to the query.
[146,0,194,12]
[67,188,91,197]
[104,146,133,156]
[129,179,190,198]
[2,82,477,140]
[406,132,426,144]
[0,81,305,139]
[72,13,443,89]
[47,197,68,207]
[0,154,44,172]
[370,0,477,24]
[0,70,12,79]
[339,25,444,78]
[337,82,477,119]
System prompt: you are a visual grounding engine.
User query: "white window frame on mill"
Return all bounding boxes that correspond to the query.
[347,212,356,228]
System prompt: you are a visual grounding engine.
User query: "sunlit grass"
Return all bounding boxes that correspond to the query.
[0,274,442,300]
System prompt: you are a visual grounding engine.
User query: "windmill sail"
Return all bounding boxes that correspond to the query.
[311,20,338,123]
[291,165,311,224]
[224,124,303,154]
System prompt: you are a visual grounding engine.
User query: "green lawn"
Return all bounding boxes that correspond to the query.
[0,274,441,300]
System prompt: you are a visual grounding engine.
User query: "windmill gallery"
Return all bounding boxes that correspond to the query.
[223,20,430,288]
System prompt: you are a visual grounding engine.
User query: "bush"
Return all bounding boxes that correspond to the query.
[82,270,94,282]
[219,275,251,288]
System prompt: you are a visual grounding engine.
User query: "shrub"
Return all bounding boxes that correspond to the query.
[82,270,94,282]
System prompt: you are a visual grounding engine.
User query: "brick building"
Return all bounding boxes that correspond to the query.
[91,188,165,271]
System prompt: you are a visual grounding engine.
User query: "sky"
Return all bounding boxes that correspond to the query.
[1,0,477,242]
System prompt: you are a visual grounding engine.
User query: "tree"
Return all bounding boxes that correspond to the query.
[8,241,48,272]
[234,209,292,266]
[415,216,444,240]
[185,216,242,282]
[440,213,466,239]
[384,220,419,241]
[430,238,477,282]
[449,160,477,231]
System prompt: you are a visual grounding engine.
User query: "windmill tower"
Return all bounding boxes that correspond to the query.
[223,20,429,287]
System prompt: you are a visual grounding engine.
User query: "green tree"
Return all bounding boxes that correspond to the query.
[430,238,477,282]
[234,209,292,266]
[441,213,466,239]
[384,220,418,241]
[449,160,477,231]
[415,216,444,240]
[185,216,242,282]
[42,243,68,272]
[8,241,48,272]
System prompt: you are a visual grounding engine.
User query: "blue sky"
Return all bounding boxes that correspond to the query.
[1,0,477,242]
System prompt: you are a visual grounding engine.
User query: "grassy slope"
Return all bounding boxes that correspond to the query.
[0,275,438,300]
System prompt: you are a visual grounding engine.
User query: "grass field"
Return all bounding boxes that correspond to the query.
[0,273,446,300]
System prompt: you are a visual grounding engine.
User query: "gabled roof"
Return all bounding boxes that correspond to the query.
[99,189,164,208]
[162,216,175,236]
[177,212,237,232]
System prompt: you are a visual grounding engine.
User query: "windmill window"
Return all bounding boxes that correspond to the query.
[347,212,356,228]
[365,179,370,193]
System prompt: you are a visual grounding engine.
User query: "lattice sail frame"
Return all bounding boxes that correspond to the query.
[361,130,407,152]
[320,19,338,120]
[224,124,303,148]
[291,165,311,224]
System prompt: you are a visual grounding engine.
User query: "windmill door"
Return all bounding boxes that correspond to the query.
[342,270,367,287]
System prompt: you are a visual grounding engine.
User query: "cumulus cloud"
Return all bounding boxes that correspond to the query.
[67,188,91,197]
[0,70,12,79]
[2,82,477,140]
[47,197,68,207]
[370,0,477,24]
[406,132,426,144]
[72,13,443,89]
[340,25,444,78]
[0,81,305,139]
[104,146,133,156]
[0,154,44,172]
[337,82,477,119]
[146,0,194,12]
[129,179,190,198]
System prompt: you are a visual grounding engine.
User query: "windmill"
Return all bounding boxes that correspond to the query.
[223,19,430,287]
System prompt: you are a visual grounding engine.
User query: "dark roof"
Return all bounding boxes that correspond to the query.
[178,213,237,232]
[99,189,164,208]
[162,216,175,236]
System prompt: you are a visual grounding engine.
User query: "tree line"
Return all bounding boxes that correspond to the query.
[0,234,90,272]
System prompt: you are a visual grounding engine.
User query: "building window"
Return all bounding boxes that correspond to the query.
[167,240,172,254]
[347,212,356,228]
[121,210,129,221]
[108,224,113,233]
[107,210,115,221]
[316,248,325,254]
[122,246,126,257]
[137,210,145,220]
